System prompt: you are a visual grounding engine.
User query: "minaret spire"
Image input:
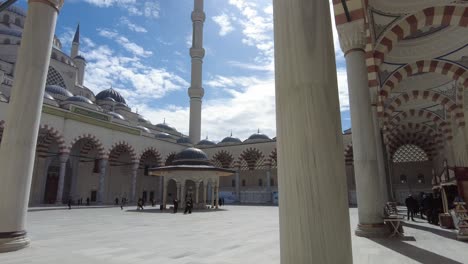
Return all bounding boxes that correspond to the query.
[71,23,80,58]
[73,23,80,43]
[188,0,205,144]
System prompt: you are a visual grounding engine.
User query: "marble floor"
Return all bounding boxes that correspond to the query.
[0,205,467,264]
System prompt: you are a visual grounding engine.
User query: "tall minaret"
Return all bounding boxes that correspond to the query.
[188,0,205,144]
[71,24,80,58]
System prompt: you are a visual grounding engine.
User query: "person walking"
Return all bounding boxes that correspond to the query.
[120,197,126,210]
[86,197,90,206]
[173,199,179,213]
[405,194,416,221]
[67,197,72,210]
[137,198,144,210]
[184,199,193,214]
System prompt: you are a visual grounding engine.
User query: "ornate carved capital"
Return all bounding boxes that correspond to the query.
[29,0,64,12]
[337,20,366,55]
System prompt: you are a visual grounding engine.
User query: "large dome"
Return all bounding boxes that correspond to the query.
[156,122,176,132]
[196,139,216,146]
[220,136,242,144]
[45,85,73,98]
[176,137,192,144]
[95,88,126,104]
[172,147,211,166]
[244,133,271,143]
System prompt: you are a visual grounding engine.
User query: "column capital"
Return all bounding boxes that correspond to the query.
[188,87,205,98]
[59,152,69,163]
[29,0,64,12]
[99,158,108,168]
[131,162,139,170]
[337,19,366,55]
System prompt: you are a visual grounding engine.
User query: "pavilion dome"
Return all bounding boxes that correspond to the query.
[196,139,216,146]
[45,85,73,98]
[95,88,126,104]
[176,137,192,144]
[172,147,211,166]
[108,111,125,120]
[155,132,173,139]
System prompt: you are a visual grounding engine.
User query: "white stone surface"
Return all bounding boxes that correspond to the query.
[0,206,467,263]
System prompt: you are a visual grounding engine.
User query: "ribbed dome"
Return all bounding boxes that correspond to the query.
[176,137,192,144]
[197,139,216,146]
[45,85,73,98]
[65,96,94,104]
[155,132,173,139]
[103,97,116,102]
[156,123,176,132]
[220,136,242,144]
[95,88,126,104]
[108,111,125,120]
[0,29,22,38]
[173,147,211,166]
[137,125,151,133]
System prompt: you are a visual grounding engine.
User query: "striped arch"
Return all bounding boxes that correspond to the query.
[269,148,277,168]
[36,124,67,158]
[344,144,353,165]
[138,147,162,169]
[374,6,468,66]
[212,150,234,169]
[387,133,438,158]
[107,141,137,165]
[0,120,4,143]
[384,109,453,139]
[165,152,176,166]
[68,134,106,159]
[380,60,468,100]
[382,91,463,125]
[390,142,435,161]
[239,148,265,171]
[386,123,444,148]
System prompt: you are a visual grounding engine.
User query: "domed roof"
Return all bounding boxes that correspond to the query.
[220,136,242,144]
[172,147,211,166]
[45,85,73,98]
[176,137,192,144]
[138,115,151,124]
[108,111,125,120]
[65,95,94,104]
[95,88,126,104]
[0,29,22,38]
[103,97,116,102]
[197,139,216,146]
[43,92,55,100]
[137,125,151,133]
[246,133,271,141]
[155,132,173,139]
[156,122,176,132]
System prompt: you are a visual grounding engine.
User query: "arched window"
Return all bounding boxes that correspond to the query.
[14,18,21,27]
[46,66,67,88]
[393,144,429,163]
[417,174,425,184]
[3,14,9,24]
[400,175,407,184]
[242,179,246,187]
[258,179,263,186]
[231,179,235,187]
[270,178,274,186]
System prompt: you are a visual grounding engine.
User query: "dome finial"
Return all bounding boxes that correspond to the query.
[258,128,260,134]
[163,118,166,124]
[230,130,232,137]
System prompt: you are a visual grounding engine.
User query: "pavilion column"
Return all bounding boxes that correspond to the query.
[266,162,272,203]
[215,180,219,209]
[0,0,63,253]
[55,152,69,204]
[338,20,387,237]
[203,182,208,208]
[159,176,164,204]
[130,162,139,203]
[162,177,168,209]
[371,103,389,204]
[273,0,353,262]
[210,184,214,208]
[180,184,186,207]
[235,163,240,203]
[195,183,200,207]
[97,158,108,204]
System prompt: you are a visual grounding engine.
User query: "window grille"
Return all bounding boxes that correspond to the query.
[46,66,67,88]
[393,144,428,163]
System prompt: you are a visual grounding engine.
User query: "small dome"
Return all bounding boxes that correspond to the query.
[176,137,192,144]
[0,29,22,38]
[138,115,151,124]
[220,136,242,144]
[137,125,151,133]
[95,88,126,104]
[74,55,86,61]
[155,132,173,139]
[43,92,55,100]
[108,111,125,120]
[156,123,176,132]
[197,139,216,146]
[45,85,73,98]
[172,147,211,166]
[246,133,271,141]
[65,95,94,104]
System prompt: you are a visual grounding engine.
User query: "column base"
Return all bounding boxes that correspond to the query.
[0,231,30,253]
[355,223,389,238]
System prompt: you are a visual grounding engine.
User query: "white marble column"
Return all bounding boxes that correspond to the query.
[180,184,186,208]
[203,182,208,208]
[273,0,353,262]
[188,0,205,143]
[371,102,389,204]
[130,162,139,203]
[210,184,214,208]
[338,20,386,237]
[97,158,108,204]
[235,169,240,202]
[195,183,200,207]
[0,0,63,253]
[215,181,219,209]
[162,177,168,209]
[55,153,69,204]
[266,163,272,203]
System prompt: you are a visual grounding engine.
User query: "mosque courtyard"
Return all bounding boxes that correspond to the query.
[0,206,466,264]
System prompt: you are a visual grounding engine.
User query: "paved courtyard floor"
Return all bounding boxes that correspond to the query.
[0,205,467,264]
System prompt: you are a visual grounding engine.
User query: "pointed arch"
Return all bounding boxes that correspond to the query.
[68,134,106,159]
[239,148,264,170]
[36,124,67,158]
[212,150,234,168]
[138,147,162,169]
[269,148,277,168]
[107,141,137,165]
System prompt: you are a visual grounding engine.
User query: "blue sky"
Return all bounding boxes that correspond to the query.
[17,0,351,141]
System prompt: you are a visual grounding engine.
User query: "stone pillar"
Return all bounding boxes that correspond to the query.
[215,181,219,209]
[203,182,208,208]
[235,169,240,203]
[273,0,353,262]
[371,101,389,204]
[0,0,63,253]
[188,0,205,143]
[210,184,214,208]
[162,177,167,209]
[130,162,139,203]
[97,158,108,204]
[195,183,200,207]
[266,163,272,203]
[338,20,386,237]
[180,184,186,208]
[55,153,69,204]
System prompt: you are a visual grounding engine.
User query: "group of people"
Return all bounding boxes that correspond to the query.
[405,192,443,224]
[172,197,194,214]
[67,197,91,209]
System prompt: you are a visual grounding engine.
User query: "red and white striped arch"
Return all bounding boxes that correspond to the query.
[107,141,137,164]
[68,134,106,159]
[382,90,463,126]
[138,147,162,168]
[374,6,468,66]
[380,60,468,100]
[343,144,353,165]
[386,122,444,148]
[36,124,67,158]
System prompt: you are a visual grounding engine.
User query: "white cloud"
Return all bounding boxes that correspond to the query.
[97,28,153,57]
[120,17,147,33]
[82,0,159,19]
[212,13,235,36]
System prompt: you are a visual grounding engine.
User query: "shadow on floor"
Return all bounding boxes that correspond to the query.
[403,222,460,241]
[28,205,116,212]
[370,238,463,264]
[124,208,228,214]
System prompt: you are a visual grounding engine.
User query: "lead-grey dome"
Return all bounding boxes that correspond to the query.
[138,115,151,124]
[246,133,271,141]
[155,132,173,139]
[95,88,126,104]
[3,4,26,16]
[65,95,94,104]
[197,139,216,146]
[156,122,176,132]
[220,136,242,144]
[43,92,55,101]
[137,125,151,133]
[176,137,192,144]
[108,111,125,120]
[45,85,73,98]
[172,147,211,166]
